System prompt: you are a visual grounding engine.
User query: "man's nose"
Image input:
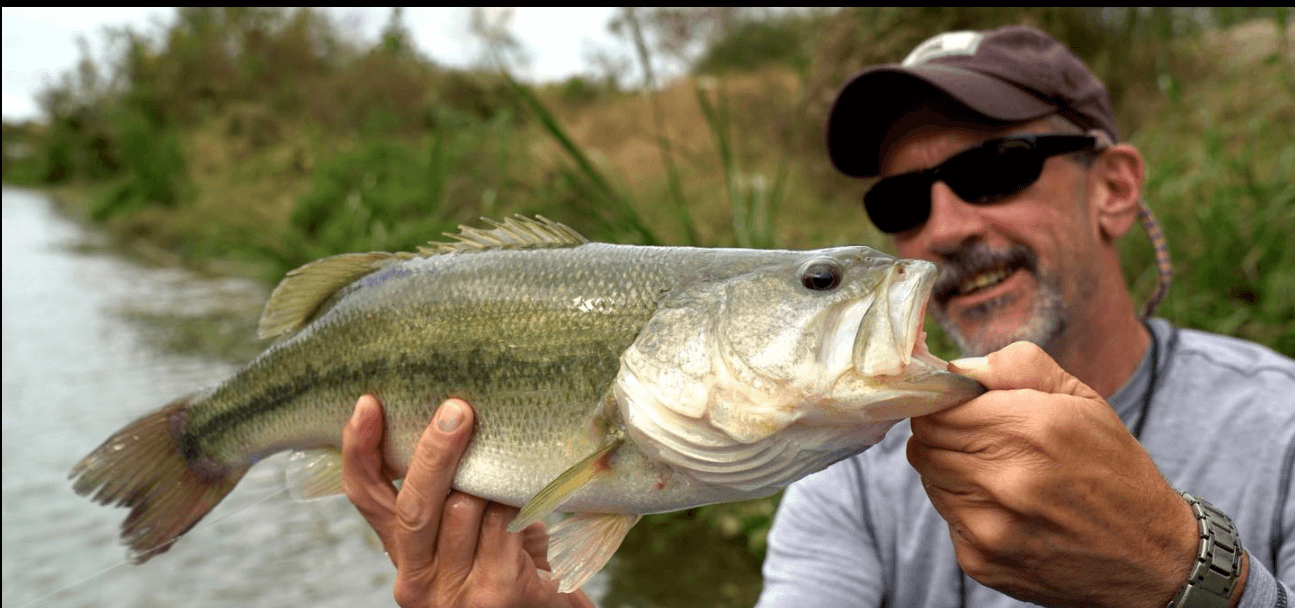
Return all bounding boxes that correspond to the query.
[922,181,988,256]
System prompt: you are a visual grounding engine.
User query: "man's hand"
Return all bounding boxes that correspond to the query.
[342,395,595,608]
[906,341,1246,608]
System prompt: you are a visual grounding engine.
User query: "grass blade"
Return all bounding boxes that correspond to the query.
[695,80,750,246]
[500,71,660,245]
[624,6,698,245]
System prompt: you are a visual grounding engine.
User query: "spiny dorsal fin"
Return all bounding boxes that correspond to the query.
[258,217,584,339]
[257,252,401,339]
[416,214,587,256]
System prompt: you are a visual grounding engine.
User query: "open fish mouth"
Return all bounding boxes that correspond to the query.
[898,260,940,369]
[907,315,950,370]
[907,276,953,371]
[849,259,940,376]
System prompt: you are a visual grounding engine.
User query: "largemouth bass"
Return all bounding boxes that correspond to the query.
[70,216,983,592]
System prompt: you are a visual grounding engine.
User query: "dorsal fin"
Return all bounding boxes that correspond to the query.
[257,252,401,339]
[416,214,587,255]
[257,217,586,339]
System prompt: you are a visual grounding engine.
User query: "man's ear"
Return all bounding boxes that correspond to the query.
[1091,143,1145,241]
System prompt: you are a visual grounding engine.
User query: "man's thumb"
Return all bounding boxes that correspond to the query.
[948,341,1102,400]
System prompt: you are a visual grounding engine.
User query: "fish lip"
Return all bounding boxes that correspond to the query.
[907,295,949,370]
[903,261,938,367]
[849,259,937,374]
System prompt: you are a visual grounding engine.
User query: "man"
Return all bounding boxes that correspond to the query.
[761,25,1294,608]
[341,26,1294,608]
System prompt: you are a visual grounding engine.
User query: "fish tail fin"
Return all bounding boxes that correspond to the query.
[69,395,248,563]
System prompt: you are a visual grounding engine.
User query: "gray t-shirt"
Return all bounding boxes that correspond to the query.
[758,318,1295,607]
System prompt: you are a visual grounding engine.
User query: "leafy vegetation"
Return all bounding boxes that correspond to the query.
[4,7,1291,607]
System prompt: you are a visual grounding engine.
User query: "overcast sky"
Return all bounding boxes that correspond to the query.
[1,7,626,122]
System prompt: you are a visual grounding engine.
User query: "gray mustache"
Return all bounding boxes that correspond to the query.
[931,244,1036,304]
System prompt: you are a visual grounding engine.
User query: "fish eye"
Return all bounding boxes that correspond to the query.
[800,260,842,291]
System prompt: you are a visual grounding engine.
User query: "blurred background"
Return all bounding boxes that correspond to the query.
[2,7,1292,608]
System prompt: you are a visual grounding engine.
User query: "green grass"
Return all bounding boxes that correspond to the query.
[1120,28,1295,354]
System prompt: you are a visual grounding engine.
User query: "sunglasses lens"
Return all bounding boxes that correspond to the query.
[947,141,1044,204]
[864,174,931,233]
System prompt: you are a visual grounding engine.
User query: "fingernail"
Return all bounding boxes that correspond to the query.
[435,400,464,433]
[949,356,989,371]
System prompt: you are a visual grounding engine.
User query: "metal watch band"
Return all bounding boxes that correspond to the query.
[1166,493,1243,608]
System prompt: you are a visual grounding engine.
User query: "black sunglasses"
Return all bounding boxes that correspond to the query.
[863,134,1099,234]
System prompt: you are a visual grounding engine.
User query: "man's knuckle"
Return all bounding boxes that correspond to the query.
[953,542,991,580]
[396,484,432,530]
[961,515,1015,556]
[413,441,458,478]
[961,555,991,581]
[443,493,471,519]
[482,502,512,526]
[342,476,367,503]
[1013,340,1045,359]
[393,575,432,608]
[471,579,518,608]
[904,438,921,465]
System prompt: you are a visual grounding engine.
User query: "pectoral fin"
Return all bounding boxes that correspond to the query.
[507,437,623,533]
[547,512,641,593]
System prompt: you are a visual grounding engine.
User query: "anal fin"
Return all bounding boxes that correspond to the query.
[285,448,345,500]
[548,512,641,593]
[507,437,622,533]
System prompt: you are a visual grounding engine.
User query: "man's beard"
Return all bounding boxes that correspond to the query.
[928,242,1069,357]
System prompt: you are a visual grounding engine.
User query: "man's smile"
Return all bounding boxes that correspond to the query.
[931,243,1035,307]
[944,268,1030,321]
[954,266,1015,297]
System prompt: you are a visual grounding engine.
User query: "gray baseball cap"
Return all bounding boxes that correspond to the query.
[826,25,1119,178]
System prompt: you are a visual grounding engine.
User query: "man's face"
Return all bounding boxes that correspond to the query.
[879,115,1102,357]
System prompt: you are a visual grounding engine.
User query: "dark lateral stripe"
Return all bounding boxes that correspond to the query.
[183,348,620,453]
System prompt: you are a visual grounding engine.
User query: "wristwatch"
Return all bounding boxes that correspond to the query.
[1166,493,1243,608]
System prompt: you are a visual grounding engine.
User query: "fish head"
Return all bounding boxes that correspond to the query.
[720,248,933,388]
[615,246,984,494]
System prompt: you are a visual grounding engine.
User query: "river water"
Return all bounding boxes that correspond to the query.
[0,187,417,607]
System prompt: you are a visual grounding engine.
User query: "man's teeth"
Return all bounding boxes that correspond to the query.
[958,268,1012,295]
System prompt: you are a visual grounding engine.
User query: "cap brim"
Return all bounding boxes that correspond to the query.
[826,64,1059,178]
